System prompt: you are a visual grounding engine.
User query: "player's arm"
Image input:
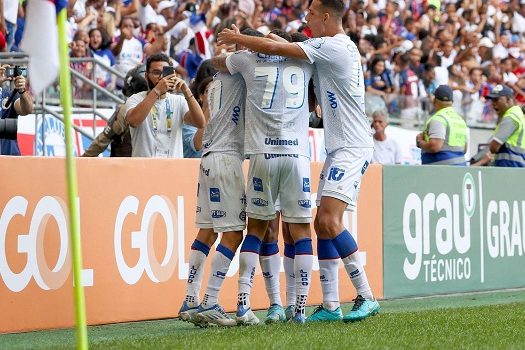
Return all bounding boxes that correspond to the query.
[218,25,307,60]
[211,55,229,73]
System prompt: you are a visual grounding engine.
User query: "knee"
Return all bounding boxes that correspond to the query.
[316,212,343,238]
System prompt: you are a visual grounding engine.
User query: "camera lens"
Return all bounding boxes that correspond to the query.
[0,119,18,140]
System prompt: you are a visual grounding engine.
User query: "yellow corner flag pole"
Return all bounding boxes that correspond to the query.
[56,8,89,350]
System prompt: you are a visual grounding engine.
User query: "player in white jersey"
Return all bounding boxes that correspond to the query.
[212,30,315,324]
[178,70,247,327]
[218,0,380,323]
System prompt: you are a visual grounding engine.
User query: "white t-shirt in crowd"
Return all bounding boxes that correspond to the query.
[125,92,189,158]
[372,136,402,165]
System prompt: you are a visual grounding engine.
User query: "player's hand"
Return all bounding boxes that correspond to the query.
[217,24,240,46]
[14,75,26,93]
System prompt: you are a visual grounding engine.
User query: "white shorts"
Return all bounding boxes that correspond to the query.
[316,147,373,212]
[196,152,246,232]
[247,154,312,223]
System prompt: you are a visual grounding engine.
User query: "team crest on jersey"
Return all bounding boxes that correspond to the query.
[305,37,325,49]
[210,188,221,202]
[253,177,263,192]
[302,178,311,192]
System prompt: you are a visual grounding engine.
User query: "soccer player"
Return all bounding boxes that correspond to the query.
[218,0,380,322]
[178,69,247,326]
[212,30,315,324]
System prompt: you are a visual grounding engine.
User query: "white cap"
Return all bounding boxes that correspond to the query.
[157,1,176,13]
[479,37,494,48]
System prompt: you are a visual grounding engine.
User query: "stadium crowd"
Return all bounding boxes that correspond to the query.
[1,0,525,121]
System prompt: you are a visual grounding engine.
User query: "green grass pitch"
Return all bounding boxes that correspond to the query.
[2,289,525,349]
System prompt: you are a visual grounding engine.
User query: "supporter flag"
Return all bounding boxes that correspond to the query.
[20,0,68,95]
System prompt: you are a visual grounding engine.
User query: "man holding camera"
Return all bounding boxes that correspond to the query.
[125,53,206,158]
[0,64,33,155]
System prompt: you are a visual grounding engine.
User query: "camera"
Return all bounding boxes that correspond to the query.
[6,66,28,78]
[0,119,18,140]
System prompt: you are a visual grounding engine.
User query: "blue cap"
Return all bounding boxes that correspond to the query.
[434,85,453,102]
[487,85,514,99]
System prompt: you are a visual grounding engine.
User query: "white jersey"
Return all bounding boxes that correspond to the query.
[226,51,313,157]
[297,34,373,153]
[125,91,188,158]
[202,72,246,157]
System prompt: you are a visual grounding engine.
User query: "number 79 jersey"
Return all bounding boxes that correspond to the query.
[226,51,314,157]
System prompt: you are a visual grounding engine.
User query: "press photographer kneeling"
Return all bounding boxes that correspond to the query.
[0,64,33,155]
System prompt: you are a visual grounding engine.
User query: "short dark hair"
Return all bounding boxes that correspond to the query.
[146,53,170,71]
[291,32,309,43]
[241,27,265,37]
[270,29,292,42]
[197,76,213,97]
[319,0,345,18]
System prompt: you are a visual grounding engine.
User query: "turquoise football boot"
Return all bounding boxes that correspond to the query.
[264,304,286,324]
[306,305,343,322]
[342,295,380,322]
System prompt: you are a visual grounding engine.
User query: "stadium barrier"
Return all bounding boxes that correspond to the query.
[0,158,383,333]
[383,166,525,298]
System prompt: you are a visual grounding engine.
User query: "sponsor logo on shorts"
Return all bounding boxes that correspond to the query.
[251,198,268,207]
[196,206,201,213]
[239,210,246,221]
[298,199,311,208]
[214,271,227,279]
[253,177,263,192]
[361,160,370,175]
[211,210,226,218]
[328,167,345,181]
[210,188,221,202]
[264,137,299,146]
[264,153,299,159]
[303,178,310,192]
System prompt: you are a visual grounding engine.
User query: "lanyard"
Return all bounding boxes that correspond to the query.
[151,97,172,136]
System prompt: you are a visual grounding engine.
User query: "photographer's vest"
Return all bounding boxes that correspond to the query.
[421,107,467,165]
[494,106,525,167]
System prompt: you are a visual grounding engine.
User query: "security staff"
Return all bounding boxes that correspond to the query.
[416,85,468,165]
[484,85,525,167]
[82,64,148,157]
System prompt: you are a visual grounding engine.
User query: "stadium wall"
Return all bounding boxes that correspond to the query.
[0,158,383,333]
[383,166,525,298]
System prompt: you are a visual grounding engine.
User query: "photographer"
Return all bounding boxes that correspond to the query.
[125,53,206,158]
[0,64,33,155]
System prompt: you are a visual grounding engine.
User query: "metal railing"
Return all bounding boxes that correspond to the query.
[1,52,126,155]
[364,92,498,130]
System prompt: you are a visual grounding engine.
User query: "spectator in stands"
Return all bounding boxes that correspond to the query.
[416,85,468,166]
[365,56,393,115]
[89,27,116,91]
[0,64,33,155]
[112,17,145,81]
[474,85,525,167]
[183,76,213,158]
[70,36,93,100]
[125,53,206,158]
[371,110,401,165]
